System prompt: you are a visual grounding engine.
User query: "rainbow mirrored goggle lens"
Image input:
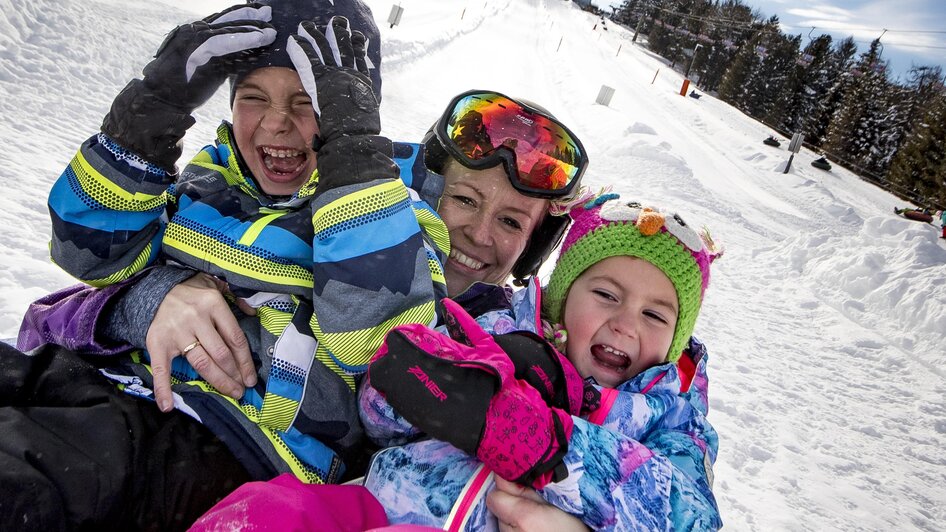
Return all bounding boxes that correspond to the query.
[437,91,587,198]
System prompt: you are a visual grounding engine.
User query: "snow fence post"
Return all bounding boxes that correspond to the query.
[596,85,615,106]
[783,132,804,174]
[388,4,404,28]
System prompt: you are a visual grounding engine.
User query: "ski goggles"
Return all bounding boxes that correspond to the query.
[434,90,588,198]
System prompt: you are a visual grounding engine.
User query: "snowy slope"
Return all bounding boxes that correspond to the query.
[1,0,945,529]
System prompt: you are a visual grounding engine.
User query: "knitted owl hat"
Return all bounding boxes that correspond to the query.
[544,194,722,363]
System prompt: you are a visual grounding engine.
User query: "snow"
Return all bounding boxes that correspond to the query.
[2,0,945,528]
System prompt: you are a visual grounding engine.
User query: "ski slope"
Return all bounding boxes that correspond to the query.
[1,0,944,529]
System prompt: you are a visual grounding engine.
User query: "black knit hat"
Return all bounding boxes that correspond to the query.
[228,0,382,103]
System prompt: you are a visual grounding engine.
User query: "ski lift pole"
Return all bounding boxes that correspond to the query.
[685,44,703,79]
[783,132,804,174]
[783,153,795,174]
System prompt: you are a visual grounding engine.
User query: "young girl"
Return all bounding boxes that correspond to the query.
[362,193,724,530]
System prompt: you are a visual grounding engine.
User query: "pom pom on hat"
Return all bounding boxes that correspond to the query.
[228,0,383,104]
[544,194,721,363]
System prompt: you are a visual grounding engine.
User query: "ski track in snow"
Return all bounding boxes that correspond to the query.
[1,0,945,529]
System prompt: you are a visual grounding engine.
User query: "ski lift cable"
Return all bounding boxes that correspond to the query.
[848,40,946,51]
[636,4,946,37]
[797,26,946,35]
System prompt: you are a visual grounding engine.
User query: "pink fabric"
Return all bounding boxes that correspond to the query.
[478,379,574,489]
[189,474,390,532]
[586,387,620,426]
[365,527,443,532]
[556,340,586,416]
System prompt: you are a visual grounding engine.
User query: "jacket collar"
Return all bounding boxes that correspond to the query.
[215,121,318,209]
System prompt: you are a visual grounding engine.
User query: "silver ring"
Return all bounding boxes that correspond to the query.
[181,340,201,355]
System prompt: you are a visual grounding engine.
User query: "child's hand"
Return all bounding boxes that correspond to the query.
[490,331,591,416]
[287,16,379,143]
[286,16,397,196]
[141,3,276,114]
[368,298,573,489]
[102,3,276,171]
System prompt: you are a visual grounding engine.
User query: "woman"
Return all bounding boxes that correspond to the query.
[189,90,597,530]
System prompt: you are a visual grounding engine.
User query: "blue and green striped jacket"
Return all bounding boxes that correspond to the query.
[47,123,449,484]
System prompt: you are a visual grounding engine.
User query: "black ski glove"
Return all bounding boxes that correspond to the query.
[492,331,599,415]
[102,3,276,172]
[287,16,397,196]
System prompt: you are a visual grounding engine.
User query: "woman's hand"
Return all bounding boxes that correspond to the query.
[487,477,589,531]
[145,273,256,412]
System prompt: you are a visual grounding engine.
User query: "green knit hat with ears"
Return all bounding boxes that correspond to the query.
[544,194,722,363]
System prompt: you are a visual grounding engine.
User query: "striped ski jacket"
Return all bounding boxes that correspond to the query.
[47,126,449,484]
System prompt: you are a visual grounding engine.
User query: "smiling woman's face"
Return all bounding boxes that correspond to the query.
[437,160,548,296]
[231,67,319,196]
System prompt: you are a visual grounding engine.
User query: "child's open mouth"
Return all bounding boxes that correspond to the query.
[591,344,631,371]
[260,146,307,182]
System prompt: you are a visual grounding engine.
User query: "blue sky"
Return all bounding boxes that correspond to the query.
[595,0,946,81]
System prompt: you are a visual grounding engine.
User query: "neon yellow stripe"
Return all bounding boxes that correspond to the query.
[188,159,248,189]
[163,225,313,288]
[415,207,450,254]
[428,257,446,286]
[312,180,408,232]
[313,343,356,390]
[311,301,436,370]
[238,212,287,246]
[262,427,325,484]
[83,242,154,287]
[73,150,166,209]
[260,393,299,432]
[258,306,293,336]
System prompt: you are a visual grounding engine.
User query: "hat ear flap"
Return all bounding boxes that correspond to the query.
[512,213,570,283]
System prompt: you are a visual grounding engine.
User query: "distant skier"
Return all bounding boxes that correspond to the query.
[894,206,934,223]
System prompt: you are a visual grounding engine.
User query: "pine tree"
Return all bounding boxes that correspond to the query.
[612,0,638,27]
[645,0,679,59]
[822,39,891,175]
[717,16,788,117]
[694,0,757,92]
[804,37,858,148]
[885,71,946,207]
[758,32,802,126]
[775,34,833,135]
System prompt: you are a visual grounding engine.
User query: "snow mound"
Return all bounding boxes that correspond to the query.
[771,215,946,364]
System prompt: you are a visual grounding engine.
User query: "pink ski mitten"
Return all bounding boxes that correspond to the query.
[368,299,574,488]
[440,297,598,416]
